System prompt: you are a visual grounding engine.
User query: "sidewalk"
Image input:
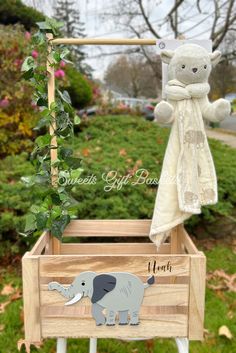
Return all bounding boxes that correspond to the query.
[206,128,236,148]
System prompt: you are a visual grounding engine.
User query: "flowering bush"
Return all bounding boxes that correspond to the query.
[0,24,39,156]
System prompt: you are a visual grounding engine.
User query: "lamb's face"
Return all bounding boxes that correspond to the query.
[171,54,211,84]
[161,44,221,85]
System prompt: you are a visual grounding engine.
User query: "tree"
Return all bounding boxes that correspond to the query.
[54,0,91,75]
[101,0,236,82]
[210,60,236,98]
[0,0,44,30]
[104,55,161,98]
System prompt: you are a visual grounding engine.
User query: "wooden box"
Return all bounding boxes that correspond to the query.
[22,220,206,343]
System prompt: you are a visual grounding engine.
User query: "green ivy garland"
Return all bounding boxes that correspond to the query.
[21,18,82,239]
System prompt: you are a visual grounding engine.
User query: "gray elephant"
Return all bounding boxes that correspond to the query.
[48,271,154,326]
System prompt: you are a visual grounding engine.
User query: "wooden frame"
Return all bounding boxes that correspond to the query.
[22,35,206,345]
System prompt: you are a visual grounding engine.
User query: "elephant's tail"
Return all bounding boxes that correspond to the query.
[144,275,155,288]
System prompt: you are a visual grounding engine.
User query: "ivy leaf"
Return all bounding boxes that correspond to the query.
[59,147,73,160]
[66,157,82,169]
[71,168,83,179]
[24,214,36,232]
[21,175,35,187]
[35,134,52,148]
[51,215,70,239]
[36,212,48,230]
[57,89,71,104]
[21,56,36,72]
[60,48,70,59]
[32,31,45,46]
[22,68,34,80]
[74,115,81,125]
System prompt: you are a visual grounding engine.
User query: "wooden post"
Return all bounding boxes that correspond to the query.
[188,253,206,340]
[22,254,41,342]
[46,33,61,255]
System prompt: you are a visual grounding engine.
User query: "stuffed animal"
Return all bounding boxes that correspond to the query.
[149,44,231,248]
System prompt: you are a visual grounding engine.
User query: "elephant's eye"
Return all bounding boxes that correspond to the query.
[204,65,207,69]
[81,281,85,286]
[182,64,185,69]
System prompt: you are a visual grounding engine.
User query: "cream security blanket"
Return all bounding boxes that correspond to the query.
[150,44,231,248]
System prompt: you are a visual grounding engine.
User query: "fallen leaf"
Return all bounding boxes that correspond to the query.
[207,270,236,293]
[82,148,90,157]
[1,284,15,296]
[10,289,22,301]
[0,324,5,332]
[119,148,127,157]
[0,301,10,313]
[218,325,233,339]
[227,310,234,319]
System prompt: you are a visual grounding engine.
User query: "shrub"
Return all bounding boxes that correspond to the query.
[0,24,39,156]
[63,66,93,108]
[0,0,44,30]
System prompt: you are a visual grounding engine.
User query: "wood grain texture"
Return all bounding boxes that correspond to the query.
[181,228,199,255]
[41,315,188,339]
[63,219,151,237]
[188,254,206,340]
[40,284,189,307]
[51,38,157,46]
[30,231,49,255]
[22,253,41,342]
[60,243,170,255]
[40,255,190,278]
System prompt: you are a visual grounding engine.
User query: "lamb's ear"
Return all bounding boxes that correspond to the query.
[160,50,174,64]
[91,274,116,304]
[210,50,221,67]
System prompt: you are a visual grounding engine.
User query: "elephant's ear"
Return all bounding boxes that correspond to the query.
[91,274,116,303]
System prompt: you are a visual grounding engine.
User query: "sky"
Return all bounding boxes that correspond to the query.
[22,0,217,79]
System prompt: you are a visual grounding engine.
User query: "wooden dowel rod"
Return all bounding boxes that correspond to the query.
[46,33,58,186]
[51,38,157,46]
[46,33,61,254]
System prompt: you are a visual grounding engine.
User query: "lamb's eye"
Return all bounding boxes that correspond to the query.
[182,65,185,69]
[204,65,207,69]
[81,281,85,286]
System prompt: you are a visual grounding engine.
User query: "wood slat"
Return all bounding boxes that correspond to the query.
[41,305,188,319]
[40,284,189,307]
[40,255,190,278]
[42,315,187,339]
[60,243,170,255]
[30,231,49,255]
[63,220,151,237]
[181,228,199,254]
[40,275,189,285]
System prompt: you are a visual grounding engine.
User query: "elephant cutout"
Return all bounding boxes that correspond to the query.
[48,271,155,326]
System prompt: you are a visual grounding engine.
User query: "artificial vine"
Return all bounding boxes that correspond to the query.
[21,18,82,239]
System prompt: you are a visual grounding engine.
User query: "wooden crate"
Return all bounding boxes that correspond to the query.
[22,220,206,343]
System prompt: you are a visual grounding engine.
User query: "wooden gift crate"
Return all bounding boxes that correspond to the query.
[22,220,206,343]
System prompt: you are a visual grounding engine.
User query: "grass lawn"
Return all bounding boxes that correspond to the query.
[0,244,235,353]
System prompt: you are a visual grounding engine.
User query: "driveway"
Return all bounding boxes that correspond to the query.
[220,113,236,131]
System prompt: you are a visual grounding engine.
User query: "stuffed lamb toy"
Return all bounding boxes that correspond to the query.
[150,44,231,248]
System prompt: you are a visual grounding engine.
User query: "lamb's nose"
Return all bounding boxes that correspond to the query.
[192,68,198,73]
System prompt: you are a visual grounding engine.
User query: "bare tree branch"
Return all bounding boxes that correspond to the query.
[136,0,161,38]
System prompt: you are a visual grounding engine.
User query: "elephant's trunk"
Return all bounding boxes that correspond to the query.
[48,281,73,299]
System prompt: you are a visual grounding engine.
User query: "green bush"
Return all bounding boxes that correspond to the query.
[0,25,39,157]
[64,66,93,109]
[0,0,44,30]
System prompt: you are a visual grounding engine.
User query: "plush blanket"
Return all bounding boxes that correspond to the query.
[149,79,217,247]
